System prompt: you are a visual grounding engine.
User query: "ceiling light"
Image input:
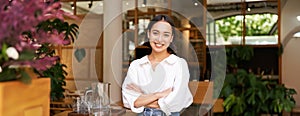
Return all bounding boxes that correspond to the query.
[142,0,146,7]
[297,16,300,22]
[293,32,300,38]
[247,7,251,12]
[71,4,74,10]
[142,4,146,7]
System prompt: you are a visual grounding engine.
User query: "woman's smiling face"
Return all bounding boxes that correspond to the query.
[148,21,173,53]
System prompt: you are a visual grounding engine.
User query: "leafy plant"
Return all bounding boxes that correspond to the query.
[226,46,254,70]
[268,83,297,113]
[0,0,72,83]
[245,14,278,36]
[216,16,243,40]
[216,14,278,40]
[220,69,296,115]
[221,45,296,115]
[40,63,67,101]
[37,18,78,43]
[36,17,78,101]
[0,0,78,101]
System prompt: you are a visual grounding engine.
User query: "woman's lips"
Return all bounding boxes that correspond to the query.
[154,42,164,48]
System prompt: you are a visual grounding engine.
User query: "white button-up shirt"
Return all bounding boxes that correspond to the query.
[122,54,193,115]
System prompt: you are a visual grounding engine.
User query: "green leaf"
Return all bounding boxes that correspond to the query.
[20,70,32,84]
[0,68,17,81]
[41,62,68,101]
[1,43,8,61]
[19,50,35,60]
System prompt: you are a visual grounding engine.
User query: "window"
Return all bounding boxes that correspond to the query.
[206,1,278,45]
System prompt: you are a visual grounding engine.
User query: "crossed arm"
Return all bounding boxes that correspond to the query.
[126,83,172,108]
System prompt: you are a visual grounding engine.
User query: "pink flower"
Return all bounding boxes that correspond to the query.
[0,0,77,77]
[34,30,71,45]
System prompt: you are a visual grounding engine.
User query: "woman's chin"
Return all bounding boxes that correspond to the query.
[152,47,167,53]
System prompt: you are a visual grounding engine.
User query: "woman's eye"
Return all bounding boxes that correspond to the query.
[152,32,159,35]
[164,34,170,38]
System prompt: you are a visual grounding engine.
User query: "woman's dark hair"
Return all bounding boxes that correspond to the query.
[143,14,177,55]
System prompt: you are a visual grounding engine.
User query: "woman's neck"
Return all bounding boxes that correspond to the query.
[148,51,170,62]
[148,51,170,70]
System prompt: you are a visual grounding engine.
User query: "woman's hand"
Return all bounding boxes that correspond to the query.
[155,88,172,98]
[146,101,159,108]
[144,88,173,108]
[126,83,144,94]
[128,84,173,108]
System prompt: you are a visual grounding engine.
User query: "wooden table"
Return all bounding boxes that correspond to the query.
[53,106,136,116]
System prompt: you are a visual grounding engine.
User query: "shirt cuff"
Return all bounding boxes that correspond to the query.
[158,98,171,115]
[130,105,144,113]
[129,93,145,113]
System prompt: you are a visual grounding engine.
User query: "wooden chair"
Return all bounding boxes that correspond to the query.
[291,106,300,116]
[50,99,73,112]
[50,87,75,115]
[188,81,214,116]
[213,98,224,113]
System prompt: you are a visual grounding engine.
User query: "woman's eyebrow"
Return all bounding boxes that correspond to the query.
[151,29,171,34]
[163,32,172,34]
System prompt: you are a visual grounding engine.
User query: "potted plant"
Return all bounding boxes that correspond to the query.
[0,0,77,82]
[226,45,254,73]
[220,69,296,116]
[0,0,78,115]
[36,18,78,101]
[219,46,297,115]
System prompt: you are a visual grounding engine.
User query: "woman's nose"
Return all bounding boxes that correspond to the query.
[157,35,163,41]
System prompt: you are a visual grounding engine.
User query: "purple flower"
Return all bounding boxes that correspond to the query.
[0,0,76,78]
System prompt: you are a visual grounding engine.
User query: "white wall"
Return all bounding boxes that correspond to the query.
[103,0,123,104]
[281,0,300,106]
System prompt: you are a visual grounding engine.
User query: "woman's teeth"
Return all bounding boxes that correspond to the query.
[155,43,163,47]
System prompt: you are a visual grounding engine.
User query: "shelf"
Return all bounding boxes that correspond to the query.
[190,39,205,43]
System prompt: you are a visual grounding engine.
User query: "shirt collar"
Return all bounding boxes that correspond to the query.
[138,55,149,65]
[165,54,177,64]
[138,54,177,65]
